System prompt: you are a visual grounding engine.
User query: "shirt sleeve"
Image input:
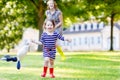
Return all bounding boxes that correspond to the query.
[57,10,62,16]
[45,10,49,17]
[57,33,64,41]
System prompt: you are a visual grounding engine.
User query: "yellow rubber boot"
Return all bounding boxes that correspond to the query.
[56,46,66,61]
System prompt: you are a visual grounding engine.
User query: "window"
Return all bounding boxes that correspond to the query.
[85,37,87,44]
[73,38,76,46]
[73,25,75,31]
[91,37,94,44]
[97,23,99,29]
[91,24,93,29]
[79,25,81,30]
[85,24,87,30]
[79,38,81,45]
[97,37,101,44]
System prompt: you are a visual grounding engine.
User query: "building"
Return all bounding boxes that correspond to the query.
[61,21,120,51]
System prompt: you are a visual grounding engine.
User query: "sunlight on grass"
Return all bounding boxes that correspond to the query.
[81,56,120,62]
[0,51,120,80]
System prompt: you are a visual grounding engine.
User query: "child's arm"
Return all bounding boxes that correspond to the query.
[31,40,42,45]
[57,33,71,42]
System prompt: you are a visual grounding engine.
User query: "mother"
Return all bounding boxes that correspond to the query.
[45,0,63,34]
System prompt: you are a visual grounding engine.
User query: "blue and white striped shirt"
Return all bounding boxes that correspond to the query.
[40,31,64,59]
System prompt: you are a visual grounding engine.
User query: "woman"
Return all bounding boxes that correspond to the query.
[45,0,63,34]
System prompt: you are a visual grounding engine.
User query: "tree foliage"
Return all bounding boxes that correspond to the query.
[1,0,120,51]
[0,0,35,52]
[84,0,120,51]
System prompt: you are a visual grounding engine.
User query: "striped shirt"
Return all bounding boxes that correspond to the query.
[40,31,64,59]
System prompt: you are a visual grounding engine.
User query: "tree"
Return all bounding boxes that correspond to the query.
[3,0,113,52]
[0,0,92,52]
[0,0,29,52]
[28,0,46,51]
[84,0,120,51]
[0,0,42,52]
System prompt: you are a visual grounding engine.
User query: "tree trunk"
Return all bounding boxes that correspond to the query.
[109,13,115,51]
[37,0,45,51]
[7,49,10,53]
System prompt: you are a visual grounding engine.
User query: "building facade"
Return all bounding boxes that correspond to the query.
[61,21,120,51]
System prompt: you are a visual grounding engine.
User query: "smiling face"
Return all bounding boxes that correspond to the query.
[47,1,55,10]
[45,20,55,32]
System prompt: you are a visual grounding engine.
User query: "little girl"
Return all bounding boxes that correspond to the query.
[33,19,71,78]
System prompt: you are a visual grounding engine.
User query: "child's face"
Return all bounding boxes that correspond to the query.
[45,21,54,32]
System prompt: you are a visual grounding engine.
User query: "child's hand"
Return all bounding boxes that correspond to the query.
[65,38,72,43]
[31,40,42,45]
[67,39,72,42]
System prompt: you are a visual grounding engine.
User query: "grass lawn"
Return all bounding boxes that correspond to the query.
[0,51,120,80]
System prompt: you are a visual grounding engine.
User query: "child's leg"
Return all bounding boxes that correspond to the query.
[49,58,55,78]
[1,55,17,62]
[17,60,21,70]
[44,57,49,67]
[41,57,49,77]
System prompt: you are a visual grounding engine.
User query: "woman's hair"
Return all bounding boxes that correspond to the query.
[43,19,55,29]
[47,0,58,10]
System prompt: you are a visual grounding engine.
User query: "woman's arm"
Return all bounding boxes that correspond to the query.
[55,12,63,28]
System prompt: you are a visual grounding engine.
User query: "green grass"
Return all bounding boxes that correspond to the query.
[0,51,120,80]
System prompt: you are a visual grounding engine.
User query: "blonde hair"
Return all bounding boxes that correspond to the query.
[47,0,58,10]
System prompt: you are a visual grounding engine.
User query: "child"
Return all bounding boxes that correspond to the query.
[1,39,31,70]
[32,19,71,78]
